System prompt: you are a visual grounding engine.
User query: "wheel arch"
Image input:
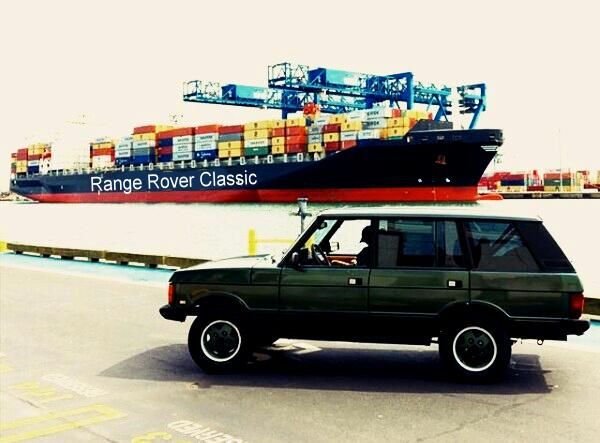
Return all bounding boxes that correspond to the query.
[190,291,249,316]
[437,300,510,332]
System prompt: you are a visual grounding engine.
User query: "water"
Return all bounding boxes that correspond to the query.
[1,199,599,296]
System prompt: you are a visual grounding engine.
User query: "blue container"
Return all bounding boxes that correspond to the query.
[158,154,173,163]
[195,150,217,161]
[158,138,173,147]
[500,179,525,186]
[222,84,268,101]
[27,166,40,174]
[131,154,155,165]
[115,158,131,167]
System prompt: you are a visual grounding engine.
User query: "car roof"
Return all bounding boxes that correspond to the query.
[317,206,542,222]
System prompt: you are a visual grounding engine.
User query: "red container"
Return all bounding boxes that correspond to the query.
[286,135,307,145]
[272,127,286,137]
[157,127,195,139]
[27,154,42,161]
[285,126,307,136]
[219,125,245,135]
[92,148,113,156]
[195,124,220,134]
[323,123,341,133]
[158,146,173,155]
[409,118,417,127]
[286,143,306,154]
[527,185,544,192]
[133,125,157,134]
[392,109,402,118]
[341,141,357,150]
[325,141,341,152]
[17,148,28,160]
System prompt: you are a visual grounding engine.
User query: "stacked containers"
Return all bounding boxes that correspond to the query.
[90,137,115,169]
[499,173,527,192]
[271,120,286,155]
[340,118,362,150]
[386,112,411,139]
[10,153,17,176]
[285,117,307,154]
[218,125,245,158]
[115,136,134,167]
[244,120,273,157]
[543,171,575,192]
[194,125,220,161]
[171,127,195,163]
[323,118,342,152]
[16,148,28,174]
[27,143,49,174]
[132,125,157,165]
[307,122,324,153]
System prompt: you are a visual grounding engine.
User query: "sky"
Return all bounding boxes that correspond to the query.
[1,0,599,190]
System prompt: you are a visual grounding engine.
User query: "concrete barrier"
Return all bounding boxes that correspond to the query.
[5,243,207,269]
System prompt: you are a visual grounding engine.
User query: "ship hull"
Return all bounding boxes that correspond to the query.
[10,129,501,203]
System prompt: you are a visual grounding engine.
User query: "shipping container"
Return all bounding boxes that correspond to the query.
[133,140,156,149]
[285,126,307,136]
[244,120,275,130]
[341,141,357,150]
[286,143,305,154]
[218,125,245,135]
[218,148,242,158]
[271,145,286,155]
[244,129,271,140]
[308,134,323,144]
[272,136,286,146]
[194,133,219,143]
[286,117,306,127]
[172,151,193,162]
[173,143,194,154]
[244,147,270,157]
[340,131,358,141]
[308,143,323,153]
[218,133,243,142]
[133,133,157,141]
[194,150,217,161]
[325,141,341,152]
[244,138,270,148]
[218,141,242,150]
[173,135,194,145]
[194,124,221,134]
[364,108,392,119]
[328,114,347,125]
[195,141,219,151]
[363,118,387,129]
[323,133,340,143]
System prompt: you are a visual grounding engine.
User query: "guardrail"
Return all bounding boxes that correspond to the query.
[4,243,207,269]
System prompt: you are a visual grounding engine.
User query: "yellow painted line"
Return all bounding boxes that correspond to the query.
[0,241,7,252]
[0,364,14,374]
[0,404,125,442]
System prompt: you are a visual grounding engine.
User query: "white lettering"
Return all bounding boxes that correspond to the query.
[91,176,102,192]
[133,178,142,190]
[248,173,258,185]
[148,174,159,189]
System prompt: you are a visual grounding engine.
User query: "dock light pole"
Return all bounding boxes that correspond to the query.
[294,198,311,233]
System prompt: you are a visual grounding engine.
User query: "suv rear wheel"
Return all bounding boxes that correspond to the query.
[439,319,511,382]
[188,312,249,373]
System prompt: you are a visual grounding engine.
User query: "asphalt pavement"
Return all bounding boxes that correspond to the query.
[1,255,600,442]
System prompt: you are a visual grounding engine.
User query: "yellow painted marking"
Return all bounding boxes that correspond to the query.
[0,404,125,442]
[131,431,173,442]
[36,394,75,404]
[0,364,14,374]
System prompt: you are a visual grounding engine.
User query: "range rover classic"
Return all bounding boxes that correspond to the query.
[160,208,589,382]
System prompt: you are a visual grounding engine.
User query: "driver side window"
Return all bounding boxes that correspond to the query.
[296,218,372,267]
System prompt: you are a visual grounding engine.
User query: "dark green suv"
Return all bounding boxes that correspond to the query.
[160,208,589,381]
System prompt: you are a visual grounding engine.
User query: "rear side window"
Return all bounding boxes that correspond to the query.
[465,220,539,272]
[515,221,574,272]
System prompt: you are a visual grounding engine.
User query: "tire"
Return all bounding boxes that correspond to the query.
[439,319,511,383]
[188,311,250,373]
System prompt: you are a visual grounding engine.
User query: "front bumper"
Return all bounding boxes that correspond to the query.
[159,304,186,322]
[511,318,590,340]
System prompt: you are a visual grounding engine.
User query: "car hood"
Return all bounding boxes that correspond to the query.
[170,254,275,284]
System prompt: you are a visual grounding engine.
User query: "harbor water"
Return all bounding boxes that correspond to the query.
[1,199,599,297]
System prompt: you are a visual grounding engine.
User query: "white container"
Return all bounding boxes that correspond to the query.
[358,129,382,140]
[244,138,270,148]
[173,135,194,145]
[115,148,132,158]
[308,126,323,135]
[116,141,133,150]
[312,115,330,126]
[173,143,194,154]
[364,108,392,119]
[194,133,219,142]
[172,151,193,161]
[340,131,358,141]
[27,160,40,167]
[308,134,323,144]
[93,136,113,144]
[347,110,366,120]
[362,118,387,129]
[133,140,156,149]
[195,141,218,151]
[120,135,134,142]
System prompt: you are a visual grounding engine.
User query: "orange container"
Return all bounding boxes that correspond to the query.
[286,135,307,145]
[341,141,357,150]
[272,127,286,137]
[324,141,340,152]
[286,143,305,153]
[158,127,195,139]
[285,126,307,136]
[195,124,221,134]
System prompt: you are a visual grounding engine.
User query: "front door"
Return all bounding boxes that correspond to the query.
[279,218,372,340]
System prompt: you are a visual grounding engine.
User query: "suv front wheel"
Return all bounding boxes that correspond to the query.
[188,312,250,373]
[439,319,511,382]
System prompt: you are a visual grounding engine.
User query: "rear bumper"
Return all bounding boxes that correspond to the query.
[159,304,186,322]
[511,318,590,340]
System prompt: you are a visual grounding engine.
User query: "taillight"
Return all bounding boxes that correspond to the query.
[168,283,175,304]
[569,293,584,318]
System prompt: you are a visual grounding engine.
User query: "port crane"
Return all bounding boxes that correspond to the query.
[183,62,486,129]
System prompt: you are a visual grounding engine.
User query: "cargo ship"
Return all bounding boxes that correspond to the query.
[9,62,501,203]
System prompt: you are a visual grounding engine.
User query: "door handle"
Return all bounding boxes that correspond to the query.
[447,279,462,288]
[348,277,363,286]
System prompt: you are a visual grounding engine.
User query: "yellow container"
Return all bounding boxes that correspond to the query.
[272,136,286,146]
[387,127,409,138]
[342,121,362,131]
[387,117,410,128]
[272,120,286,129]
[218,141,242,150]
[218,148,242,158]
[244,120,274,130]
[271,145,286,155]
[92,142,113,150]
[286,117,306,127]
[16,160,28,168]
[404,109,419,119]
[133,133,157,141]
[244,129,271,140]
[308,143,324,153]
[323,133,340,143]
[328,114,348,124]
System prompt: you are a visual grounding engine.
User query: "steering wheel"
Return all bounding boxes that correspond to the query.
[311,244,330,266]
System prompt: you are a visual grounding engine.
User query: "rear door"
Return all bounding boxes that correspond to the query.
[368,218,470,341]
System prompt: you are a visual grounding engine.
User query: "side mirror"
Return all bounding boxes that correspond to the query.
[289,252,302,268]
